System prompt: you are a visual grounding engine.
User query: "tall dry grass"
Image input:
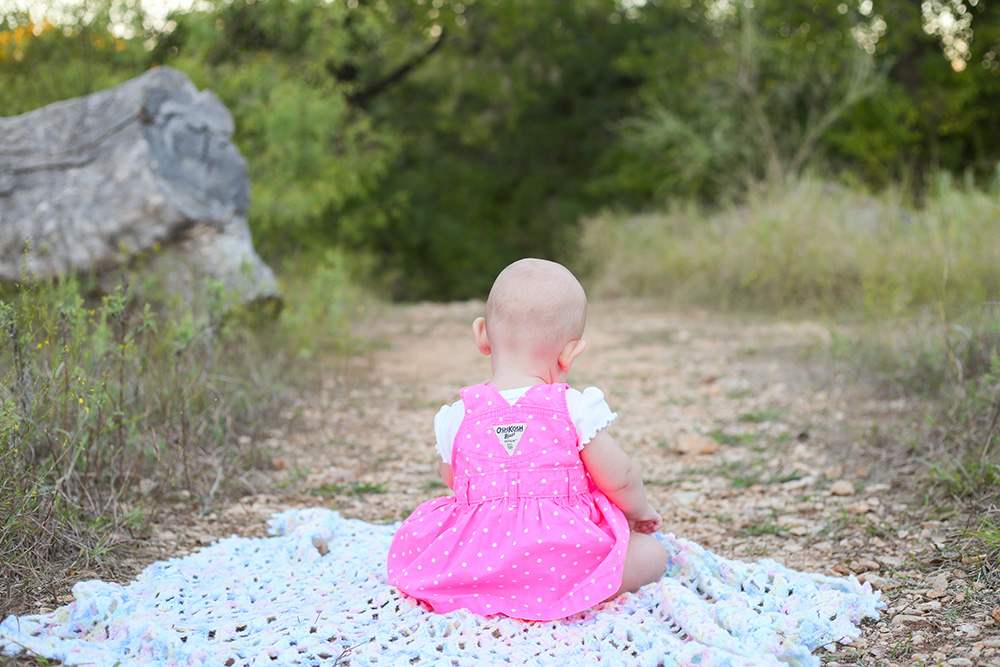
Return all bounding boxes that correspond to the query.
[579,177,999,317]
[0,251,367,614]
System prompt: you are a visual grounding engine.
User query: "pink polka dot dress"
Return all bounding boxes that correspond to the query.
[387,382,630,621]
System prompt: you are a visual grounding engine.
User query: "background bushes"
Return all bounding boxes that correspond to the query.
[0,256,366,611]
[3,0,999,300]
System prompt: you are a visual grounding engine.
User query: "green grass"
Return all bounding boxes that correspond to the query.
[311,481,387,496]
[903,337,1000,509]
[962,513,1000,595]
[422,478,448,493]
[740,409,783,423]
[706,429,756,447]
[739,513,785,537]
[828,308,1000,399]
[713,459,768,488]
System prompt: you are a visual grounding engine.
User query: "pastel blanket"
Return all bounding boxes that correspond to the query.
[1,508,881,666]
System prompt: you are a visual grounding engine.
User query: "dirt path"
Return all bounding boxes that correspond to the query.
[154,299,998,666]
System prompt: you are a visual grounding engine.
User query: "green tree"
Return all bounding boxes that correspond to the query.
[827,0,1000,190]
[6,0,999,301]
[0,0,154,116]
[338,0,646,299]
[155,0,447,258]
[599,0,884,204]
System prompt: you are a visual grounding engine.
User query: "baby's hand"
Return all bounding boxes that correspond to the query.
[628,506,662,534]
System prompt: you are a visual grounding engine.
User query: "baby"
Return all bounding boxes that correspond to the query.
[387,258,667,620]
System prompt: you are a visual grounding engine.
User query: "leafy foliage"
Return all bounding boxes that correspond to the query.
[149,0,429,257]
[2,0,999,299]
[342,0,646,298]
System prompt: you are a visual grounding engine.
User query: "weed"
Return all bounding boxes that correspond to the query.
[730,472,762,488]
[741,543,770,558]
[740,410,783,423]
[831,308,1000,399]
[925,340,1000,504]
[813,507,866,542]
[312,481,387,496]
[768,471,804,484]
[707,429,755,447]
[964,512,1000,594]
[422,479,447,493]
[276,251,370,359]
[969,515,1000,558]
[349,481,387,495]
[714,458,767,488]
[863,519,893,539]
[0,258,364,614]
[889,634,912,659]
[726,388,754,399]
[739,511,785,537]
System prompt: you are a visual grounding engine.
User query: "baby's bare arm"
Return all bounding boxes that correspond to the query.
[439,461,454,490]
[580,430,661,532]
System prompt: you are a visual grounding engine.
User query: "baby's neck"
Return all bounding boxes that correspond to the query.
[490,376,546,392]
[489,366,552,392]
[489,351,566,390]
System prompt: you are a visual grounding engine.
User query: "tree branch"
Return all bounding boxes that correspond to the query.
[347,29,447,108]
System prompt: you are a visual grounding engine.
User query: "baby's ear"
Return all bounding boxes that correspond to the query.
[473,317,491,356]
[557,339,586,372]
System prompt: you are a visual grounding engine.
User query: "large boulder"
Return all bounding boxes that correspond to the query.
[0,66,278,307]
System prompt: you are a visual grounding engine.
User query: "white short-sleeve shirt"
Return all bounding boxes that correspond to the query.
[434,386,617,463]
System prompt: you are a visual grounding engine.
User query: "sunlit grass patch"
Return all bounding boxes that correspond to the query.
[578,176,1000,317]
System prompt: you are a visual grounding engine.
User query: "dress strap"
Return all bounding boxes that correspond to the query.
[459,383,503,414]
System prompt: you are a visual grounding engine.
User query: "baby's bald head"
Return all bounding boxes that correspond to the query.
[484,258,587,355]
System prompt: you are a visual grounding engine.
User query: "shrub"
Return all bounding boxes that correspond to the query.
[0,255,365,613]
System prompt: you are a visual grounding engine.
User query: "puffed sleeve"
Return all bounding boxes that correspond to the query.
[434,399,465,463]
[565,386,618,450]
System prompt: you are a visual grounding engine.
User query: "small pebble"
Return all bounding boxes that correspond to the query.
[829,480,855,496]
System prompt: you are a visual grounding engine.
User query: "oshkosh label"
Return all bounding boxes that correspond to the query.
[493,423,527,456]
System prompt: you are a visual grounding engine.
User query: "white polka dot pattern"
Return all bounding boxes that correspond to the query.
[387,383,629,620]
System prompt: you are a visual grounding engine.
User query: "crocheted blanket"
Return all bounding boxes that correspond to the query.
[1,508,881,667]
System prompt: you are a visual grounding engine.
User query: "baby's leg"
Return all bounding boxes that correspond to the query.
[608,532,668,599]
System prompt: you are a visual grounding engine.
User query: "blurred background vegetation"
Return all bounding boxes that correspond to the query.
[3,0,999,300]
[2,0,999,610]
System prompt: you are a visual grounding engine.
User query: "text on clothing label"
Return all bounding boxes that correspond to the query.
[493,423,527,456]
